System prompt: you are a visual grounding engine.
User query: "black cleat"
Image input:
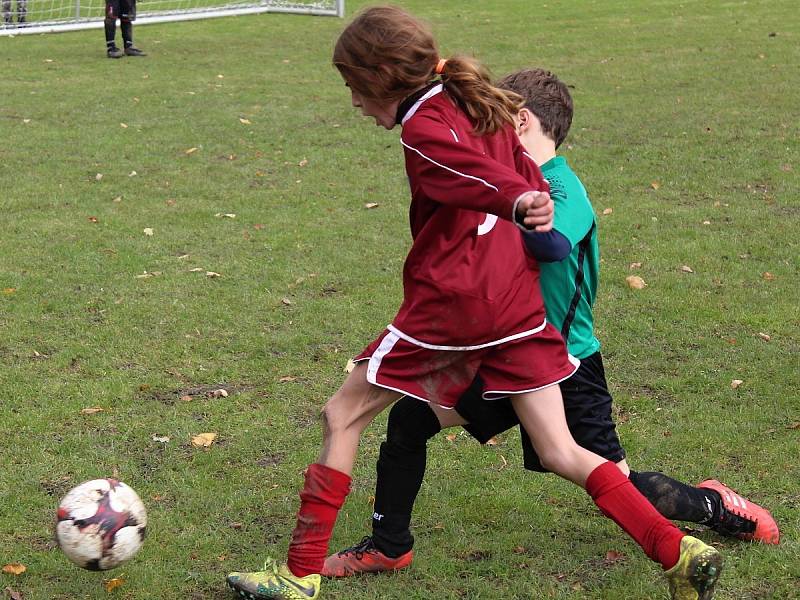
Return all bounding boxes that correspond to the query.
[107,46,124,58]
[124,46,146,57]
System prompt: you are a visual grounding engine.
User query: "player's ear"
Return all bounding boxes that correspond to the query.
[516,108,532,135]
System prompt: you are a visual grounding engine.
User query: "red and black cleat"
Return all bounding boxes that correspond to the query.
[322,536,413,577]
[698,479,780,544]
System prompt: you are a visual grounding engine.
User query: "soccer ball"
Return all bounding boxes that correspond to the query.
[55,478,147,571]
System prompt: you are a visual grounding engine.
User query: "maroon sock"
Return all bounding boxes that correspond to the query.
[585,461,683,570]
[286,463,352,577]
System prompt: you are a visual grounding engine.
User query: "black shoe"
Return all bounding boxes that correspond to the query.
[124,47,146,57]
[107,46,124,58]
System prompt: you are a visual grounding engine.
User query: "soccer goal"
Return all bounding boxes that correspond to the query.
[0,0,342,36]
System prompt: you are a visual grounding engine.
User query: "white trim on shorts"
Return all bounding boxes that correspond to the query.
[482,353,581,399]
[356,332,453,408]
[386,320,548,351]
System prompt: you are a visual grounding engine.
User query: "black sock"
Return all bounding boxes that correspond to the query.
[104,19,117,49]
[371,397,441,558]
[121,20,132,48]
[629,471,720,524]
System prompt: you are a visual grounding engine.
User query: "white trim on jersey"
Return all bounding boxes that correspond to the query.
[482,354,581,399]
[401,140,501,194]
[401,84,443,125]
[387,320,548,351]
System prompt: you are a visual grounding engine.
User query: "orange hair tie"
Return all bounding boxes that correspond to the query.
[435,58,447,75]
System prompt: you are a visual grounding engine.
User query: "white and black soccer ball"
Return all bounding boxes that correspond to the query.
[55,478,147,571]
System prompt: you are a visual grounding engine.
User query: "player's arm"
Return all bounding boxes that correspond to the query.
[401,115,543,223]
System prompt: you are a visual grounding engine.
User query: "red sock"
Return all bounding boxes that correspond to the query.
[585,461,683,570]
[286,463,352,577]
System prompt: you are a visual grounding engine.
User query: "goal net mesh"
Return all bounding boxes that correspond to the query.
[1,0,342,35]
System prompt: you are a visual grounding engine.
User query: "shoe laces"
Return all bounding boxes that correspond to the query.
[716,504,757,535]
[337,536,376,559]
[259,557,281,574]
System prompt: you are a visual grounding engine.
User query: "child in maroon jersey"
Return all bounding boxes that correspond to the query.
[226,7,723,600]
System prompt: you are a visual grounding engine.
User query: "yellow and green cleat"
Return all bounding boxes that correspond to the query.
[665,536,723,600]
[227,559,320,600]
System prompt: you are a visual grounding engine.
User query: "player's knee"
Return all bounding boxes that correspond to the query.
[386,397,440,449]
[534,443,578,475]
[321,389,371,436]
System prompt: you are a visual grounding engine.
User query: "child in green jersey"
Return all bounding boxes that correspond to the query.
[322,67,779,579]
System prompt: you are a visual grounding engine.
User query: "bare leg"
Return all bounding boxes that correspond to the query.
[318,362,402,475]
[510,385,605,486]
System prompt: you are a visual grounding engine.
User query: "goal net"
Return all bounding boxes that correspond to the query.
[0,0,342,35]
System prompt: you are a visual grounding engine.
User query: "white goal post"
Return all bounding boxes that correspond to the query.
[0,0,342,36]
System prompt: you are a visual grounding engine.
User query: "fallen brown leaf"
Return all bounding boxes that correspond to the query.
[626,275,647,289]
[103,577,125,592]
[786,422,800,430]
[185,147,198,155]
[650,181,661,190]
[757,332,771,342]
[1,564,26,576]
[485,437,499,446]
[281,298,293,306]
[180,395,193,402]
[602,207,613,215]
[4,587,23,600]
[364,203,379,209]
[731,379,744,389]
[605,549,625,563]
[445,433,457,442]
[191,432,217,448]
[298,159,308,167]
[629,262,642,269]
[762,272,775,281]
[344,359,356,373]
[239,118,251,125]
[680,265,694,273]
[209,389,229,398]
[80,407,104,415]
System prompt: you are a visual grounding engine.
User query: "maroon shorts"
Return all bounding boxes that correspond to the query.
[354,323,578,408]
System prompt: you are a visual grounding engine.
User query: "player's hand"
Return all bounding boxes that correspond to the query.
[515,191,554,232]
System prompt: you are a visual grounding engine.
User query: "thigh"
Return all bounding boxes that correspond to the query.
[105,0,122,19]
[119,0,135,20]
[559,353,625,462]
[325,361,402,431]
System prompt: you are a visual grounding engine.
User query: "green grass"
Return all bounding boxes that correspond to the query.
[1,1,798,598]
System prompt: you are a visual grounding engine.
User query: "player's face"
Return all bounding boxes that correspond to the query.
[347,85,398,130]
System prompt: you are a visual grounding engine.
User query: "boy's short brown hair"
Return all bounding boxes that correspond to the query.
[497,68,573,149]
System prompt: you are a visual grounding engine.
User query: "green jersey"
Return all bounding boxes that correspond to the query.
[539,156,600,359]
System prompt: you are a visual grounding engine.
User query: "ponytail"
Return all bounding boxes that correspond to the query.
[437,55,524,136]
[333,6,522,136]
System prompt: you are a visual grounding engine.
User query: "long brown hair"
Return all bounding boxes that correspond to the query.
[333,5,522,135]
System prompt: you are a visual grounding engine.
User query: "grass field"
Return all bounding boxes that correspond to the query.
[1,1,799,598]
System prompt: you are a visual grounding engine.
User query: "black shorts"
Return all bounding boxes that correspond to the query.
[106,0,136,20]
[458,351,626,472]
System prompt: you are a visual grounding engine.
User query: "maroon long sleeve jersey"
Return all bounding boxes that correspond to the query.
[388,84,551,349]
